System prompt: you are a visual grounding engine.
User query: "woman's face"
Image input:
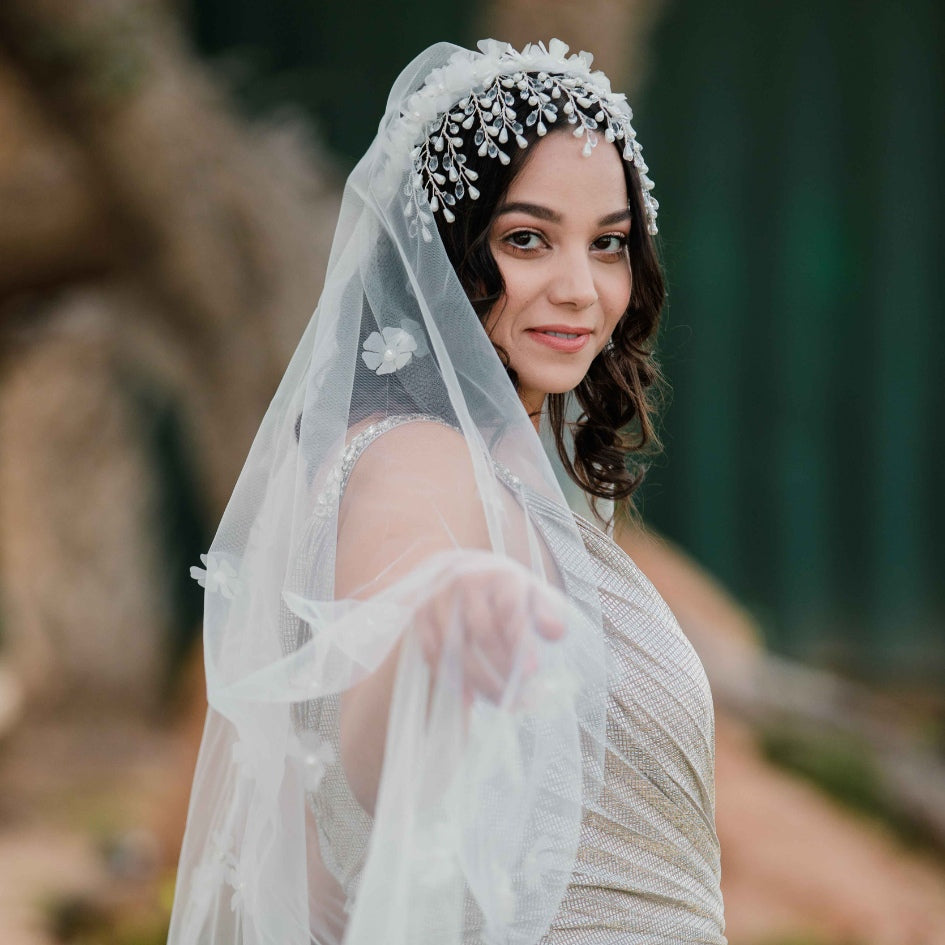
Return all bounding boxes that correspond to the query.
[484,130,633,417]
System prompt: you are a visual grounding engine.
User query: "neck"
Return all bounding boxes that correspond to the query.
[522,395,545,434]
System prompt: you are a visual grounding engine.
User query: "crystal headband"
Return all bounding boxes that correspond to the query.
[385,39,658,241]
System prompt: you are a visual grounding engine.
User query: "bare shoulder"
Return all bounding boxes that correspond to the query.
[346,418,475,491]
[335,419,490,591]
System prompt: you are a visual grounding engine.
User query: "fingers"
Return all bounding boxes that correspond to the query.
[463,584,509,698]
[415,564,567,704]
[529,585,566,641]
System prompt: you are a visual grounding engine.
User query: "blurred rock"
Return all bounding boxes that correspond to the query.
[0,1,339,710]
[0,293,170,709]
[0,664,24,742]
[0,59,115,297]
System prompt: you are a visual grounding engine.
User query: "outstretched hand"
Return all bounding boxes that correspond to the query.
[413,563,567,706]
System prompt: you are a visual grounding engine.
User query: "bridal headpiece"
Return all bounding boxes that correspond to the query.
[383,39,659,241]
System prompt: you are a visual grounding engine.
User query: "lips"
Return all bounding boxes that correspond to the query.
[526,326,591,353]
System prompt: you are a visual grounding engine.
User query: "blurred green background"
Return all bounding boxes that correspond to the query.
[0,2,943,944]
[188,0,944,681]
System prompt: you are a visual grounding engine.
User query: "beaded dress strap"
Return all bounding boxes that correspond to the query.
[335,414,585,535]
[333,415,593,549]
[336,413,458,499]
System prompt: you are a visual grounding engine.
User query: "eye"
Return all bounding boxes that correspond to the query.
[503,229,546,251]
[593,233,629,256]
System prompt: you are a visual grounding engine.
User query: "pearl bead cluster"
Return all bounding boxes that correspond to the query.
[394,40,658,242]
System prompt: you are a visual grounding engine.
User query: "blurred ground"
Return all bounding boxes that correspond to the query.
[716,714,945,945]
[1,4,943,945]
[0,715,176,945]
[2,532,945,945]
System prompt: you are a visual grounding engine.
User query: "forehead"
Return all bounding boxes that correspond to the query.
[503,131,629,216]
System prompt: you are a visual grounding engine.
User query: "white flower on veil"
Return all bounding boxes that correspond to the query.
[399,318,430,358]
[413,817,461,890]
[224,854,245,912]
[289,731,337,792]
[190,553,241,599]
[517,666,581,718]
[189,829,231,907]
[361,326,418,375]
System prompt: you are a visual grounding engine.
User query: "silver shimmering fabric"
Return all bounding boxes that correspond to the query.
[302,416,726,944]
[549,513,724,943]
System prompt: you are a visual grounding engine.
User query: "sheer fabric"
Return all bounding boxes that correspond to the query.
[168,41,725,945]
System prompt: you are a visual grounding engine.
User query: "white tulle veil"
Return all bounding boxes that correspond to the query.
[167,39,720,945]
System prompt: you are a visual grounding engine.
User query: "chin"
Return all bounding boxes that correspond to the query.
[521,370,591,399]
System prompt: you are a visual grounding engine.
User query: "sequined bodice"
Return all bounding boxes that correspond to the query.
[298,415,726,944]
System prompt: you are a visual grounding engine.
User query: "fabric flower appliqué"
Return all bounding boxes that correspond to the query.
[492,866,517,925]
[189,829,239,913]
[517,666,581,718]
[361,326,417,375]
[290,731,336,793]
[230,738,256,781]
[413,818,461,890]
[225,855,245,912]
[399,318,430,358]
[190,553,241,599]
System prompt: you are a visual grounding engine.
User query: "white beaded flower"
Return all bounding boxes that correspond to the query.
[413,818,461,890]
[225,854,245,912]
[521,831,566,891]
[230,738,256,781]
[190,552,241,600]
[289,731,336,793]
[361,326,417,375]
[517,665,581,718]
[399,318,430,358]
[312,460,344,519]
[492,866,517,924]
[189,829,231,907]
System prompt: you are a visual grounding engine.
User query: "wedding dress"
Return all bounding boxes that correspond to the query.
[167,39,726,945]
[291,414,724,943]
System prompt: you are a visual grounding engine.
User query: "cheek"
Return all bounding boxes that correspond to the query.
[483,296,508,338]
[604,264,633,325]
[495,255,548,307]
[485,260,533,336]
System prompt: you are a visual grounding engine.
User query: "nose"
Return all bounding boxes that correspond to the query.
[547,251,598,310]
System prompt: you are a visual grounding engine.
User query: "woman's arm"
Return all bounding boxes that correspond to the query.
[333,420,563,813]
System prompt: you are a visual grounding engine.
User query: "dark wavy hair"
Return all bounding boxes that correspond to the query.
[432,101,667,522]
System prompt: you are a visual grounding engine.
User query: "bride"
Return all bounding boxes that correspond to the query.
[169,39,726,945]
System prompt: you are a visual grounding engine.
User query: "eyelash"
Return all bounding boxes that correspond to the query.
[594,233,630,255]
[502,229,629,257]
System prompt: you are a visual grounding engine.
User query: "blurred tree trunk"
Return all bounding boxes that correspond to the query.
[0,0,339,708]
[0,58,116,296]
[0,0,338,504]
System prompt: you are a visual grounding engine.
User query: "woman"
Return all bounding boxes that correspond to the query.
[170,39,726,945]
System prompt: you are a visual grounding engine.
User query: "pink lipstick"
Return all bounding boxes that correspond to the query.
[527,326,591,353]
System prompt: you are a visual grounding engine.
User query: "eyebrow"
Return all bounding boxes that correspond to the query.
[496,201,632,227]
